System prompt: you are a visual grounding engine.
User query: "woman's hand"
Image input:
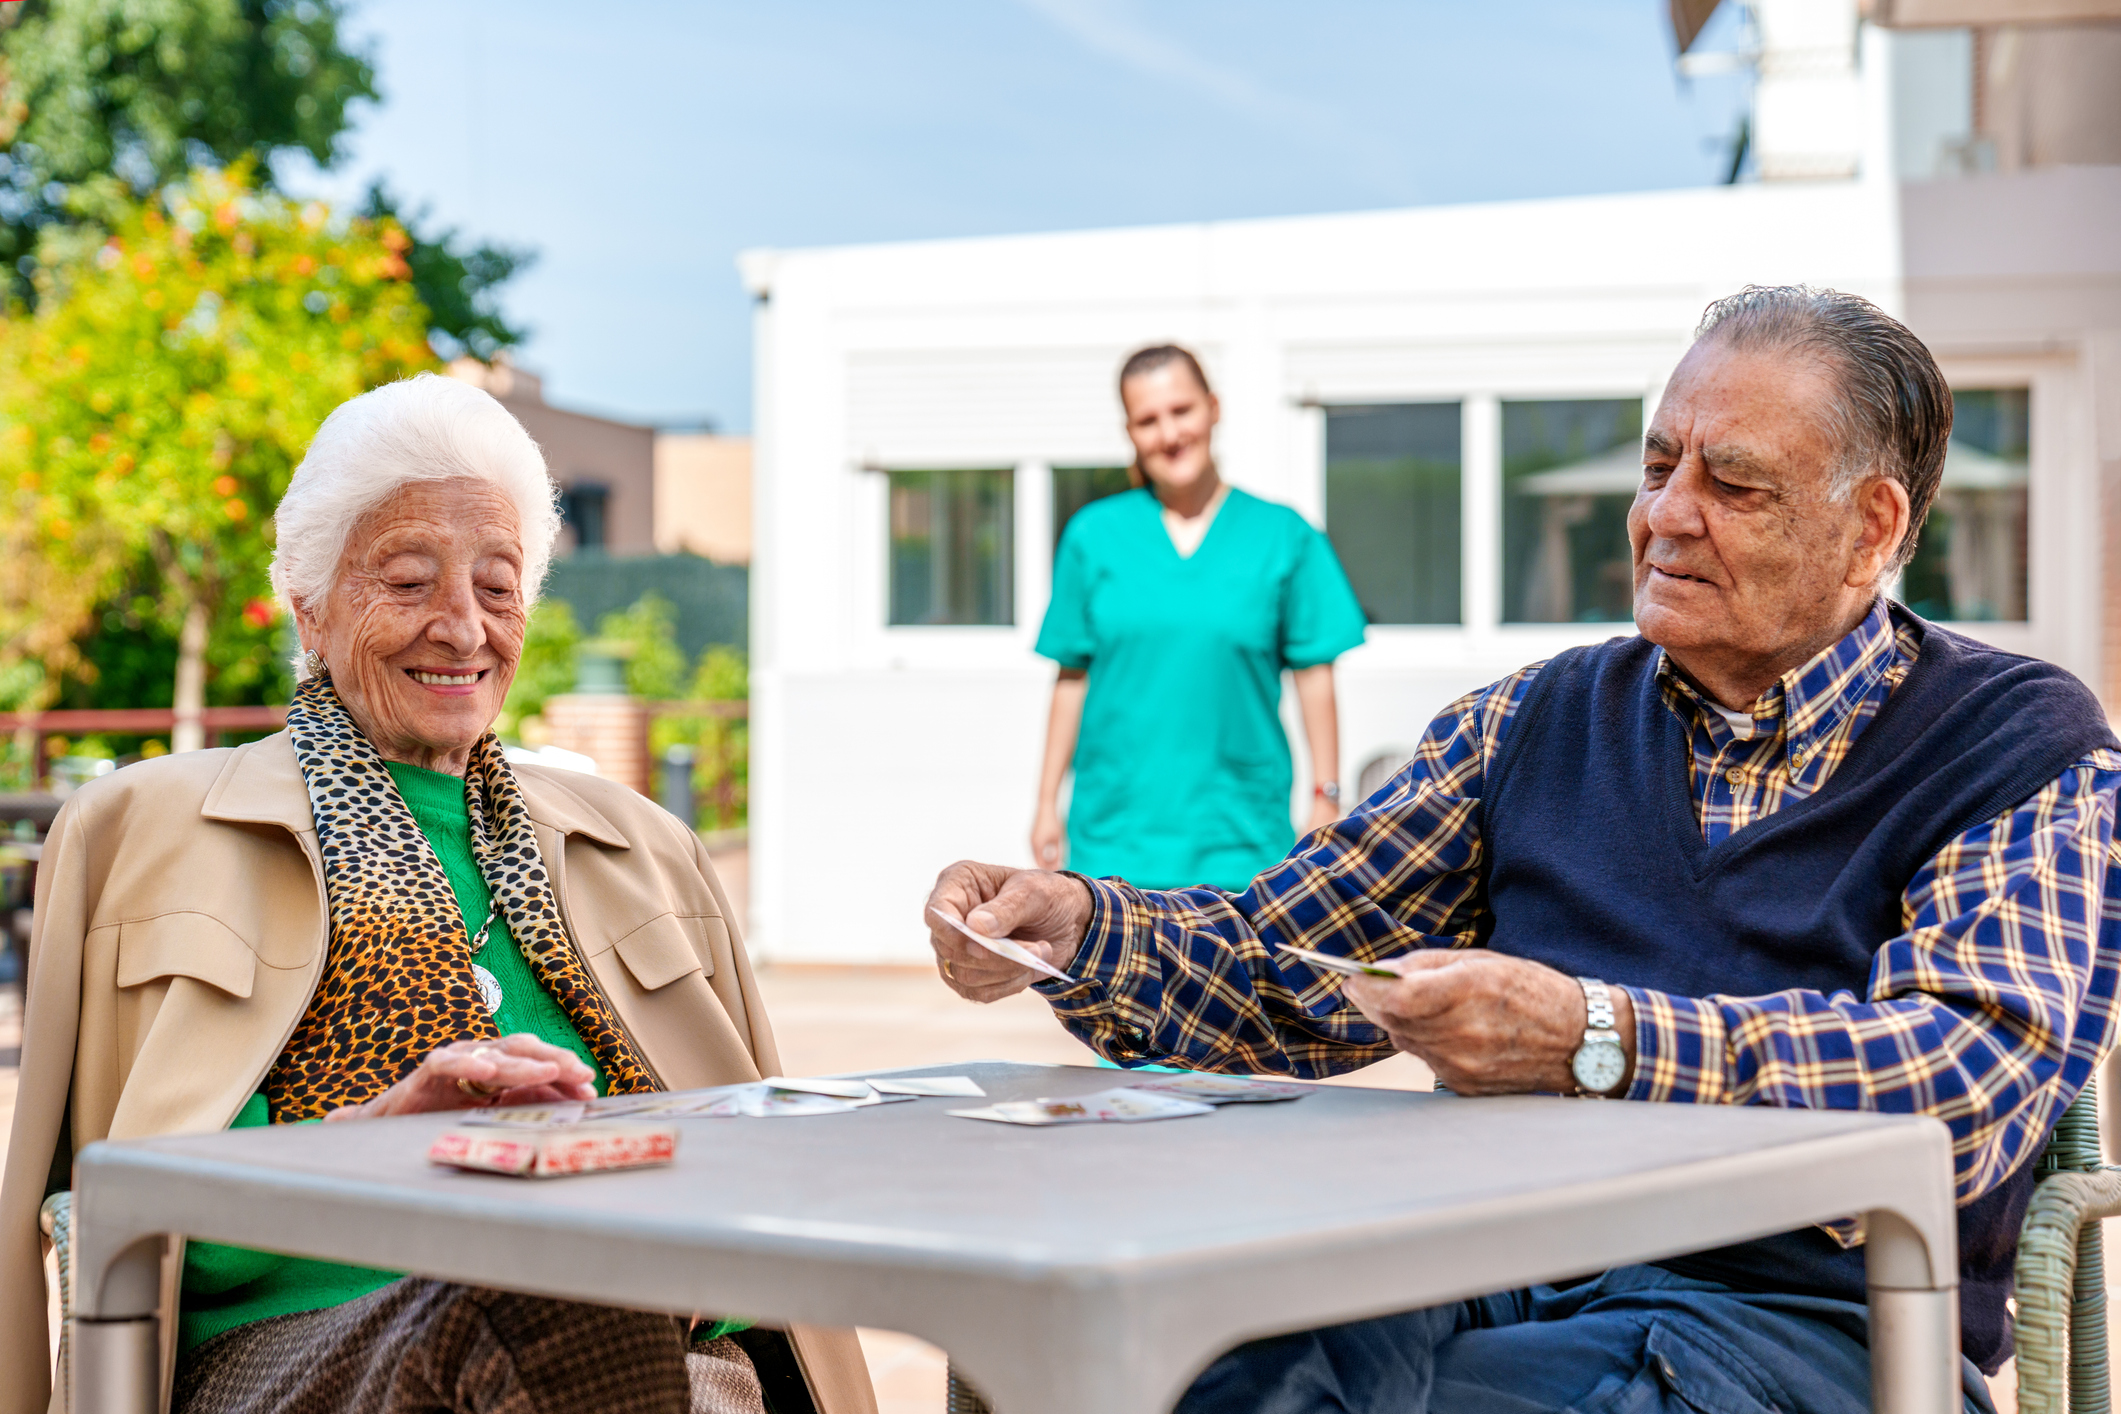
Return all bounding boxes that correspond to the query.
[322,1034,596,1122]
[1030,807,1066,870]
[1304,794,1340,836]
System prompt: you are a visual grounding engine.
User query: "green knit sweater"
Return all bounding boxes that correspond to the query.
[177,762,607,1350]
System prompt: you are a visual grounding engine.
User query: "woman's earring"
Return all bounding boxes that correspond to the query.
[302,647,327,679]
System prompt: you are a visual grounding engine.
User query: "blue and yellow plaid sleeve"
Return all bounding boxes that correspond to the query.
[1622,746,2121,1210]
[1038,666,1542,1076]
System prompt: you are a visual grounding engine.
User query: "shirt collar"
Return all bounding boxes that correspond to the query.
[1656,598,1899,769]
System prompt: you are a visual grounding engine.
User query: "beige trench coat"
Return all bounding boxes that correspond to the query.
[0,733,876,1414]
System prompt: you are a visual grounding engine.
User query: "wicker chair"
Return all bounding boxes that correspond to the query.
[42,1089,2121,1414]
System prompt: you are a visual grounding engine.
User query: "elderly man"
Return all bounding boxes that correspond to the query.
[924,286,2121,1414]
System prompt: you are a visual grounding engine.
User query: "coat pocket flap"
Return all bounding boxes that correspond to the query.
[613,913,712,991]
[114,912,258,999]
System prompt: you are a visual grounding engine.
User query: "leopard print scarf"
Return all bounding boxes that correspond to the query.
[265,673,659,1120]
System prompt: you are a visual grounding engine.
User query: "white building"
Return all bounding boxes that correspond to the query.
[743,1,2121,963]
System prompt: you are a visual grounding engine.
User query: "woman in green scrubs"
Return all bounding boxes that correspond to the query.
[1032,346,1367,892]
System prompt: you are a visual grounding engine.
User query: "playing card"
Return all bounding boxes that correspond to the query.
[1275,943,1406,979]
[458,1102,587,1128]
[929,906,1080,984]
[1121,1074,1313,1105]
[948,1086,1215,1126]
[760,1076,876,1099]
[867,1075,986,1097]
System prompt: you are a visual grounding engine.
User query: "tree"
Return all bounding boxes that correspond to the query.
[0,0,529,359]
[0,163,433,747]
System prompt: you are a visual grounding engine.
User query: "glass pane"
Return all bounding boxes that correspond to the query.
[1052,466,1133,552]
[888,469,1015,626]
[1501,399,1642,624]
[1900,389,2029,623]
[1324,404,1462,625]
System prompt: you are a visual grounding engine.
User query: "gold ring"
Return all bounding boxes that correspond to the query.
[942,960,956,981]
[456,1076,503,1101]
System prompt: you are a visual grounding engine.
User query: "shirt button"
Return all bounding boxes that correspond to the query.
[1725,767,1745,784]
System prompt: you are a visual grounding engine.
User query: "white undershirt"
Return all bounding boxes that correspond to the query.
[1161,483,1230,560]
[1710,701,1762,740]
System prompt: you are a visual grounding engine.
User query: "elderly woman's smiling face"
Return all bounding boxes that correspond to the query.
[295,477,527,775]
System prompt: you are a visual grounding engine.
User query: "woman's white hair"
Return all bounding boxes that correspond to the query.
[271,373,562,680]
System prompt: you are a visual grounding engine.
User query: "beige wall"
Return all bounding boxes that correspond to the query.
[654,433,752,564]
[447,359,658,555]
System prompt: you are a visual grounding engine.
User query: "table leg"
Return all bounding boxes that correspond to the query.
[70,1234,164,1414]
[1867,1208,1961,1414]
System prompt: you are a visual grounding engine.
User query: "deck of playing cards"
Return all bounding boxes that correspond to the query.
[949,1086,1215,1126]
[429,1122,679,1177]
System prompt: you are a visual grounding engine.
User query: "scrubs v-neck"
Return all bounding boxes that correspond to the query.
[1036,487,1366,891]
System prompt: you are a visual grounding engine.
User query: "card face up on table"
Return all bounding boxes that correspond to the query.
[949,1086,1216,1126]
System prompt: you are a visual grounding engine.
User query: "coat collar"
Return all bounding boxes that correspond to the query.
[200,730,631,850]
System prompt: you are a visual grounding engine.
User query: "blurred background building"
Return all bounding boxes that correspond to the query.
[743,0,2121,964]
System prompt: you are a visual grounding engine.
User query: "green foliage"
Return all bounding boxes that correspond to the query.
[499,597,580,735]
[690,644,748,703]
[0,0,377,295]
[0,0,527,361]
[0,162,433,705]
[652,646,749,832]
[598,593,686,701]
[359,183,531,361]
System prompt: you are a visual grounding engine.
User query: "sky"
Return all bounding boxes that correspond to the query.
[280,1,1752,432]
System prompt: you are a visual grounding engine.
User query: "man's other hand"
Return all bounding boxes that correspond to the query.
[926,861,1094,1002]
[1343,952,1635,1095]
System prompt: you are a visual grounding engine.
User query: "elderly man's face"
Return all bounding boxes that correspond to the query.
[299,478,526,773]
[1629,340,1904,707]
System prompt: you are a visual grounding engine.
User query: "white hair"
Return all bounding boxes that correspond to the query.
[271,373,562,680]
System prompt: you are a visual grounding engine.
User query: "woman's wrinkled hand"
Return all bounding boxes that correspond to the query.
[322,1034,596,1122]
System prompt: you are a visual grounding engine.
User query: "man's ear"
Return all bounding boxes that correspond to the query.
[1847,475,1912,590]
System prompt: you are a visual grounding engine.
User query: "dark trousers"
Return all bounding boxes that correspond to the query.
[1177,1265,1999,1414]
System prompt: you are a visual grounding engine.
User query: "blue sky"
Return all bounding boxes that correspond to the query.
[282,1,1751,431]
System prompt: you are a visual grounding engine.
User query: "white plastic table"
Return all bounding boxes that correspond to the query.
[67,1062,1962,1414]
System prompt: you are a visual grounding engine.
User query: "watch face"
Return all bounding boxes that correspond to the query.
[1572,1039,1627,1095]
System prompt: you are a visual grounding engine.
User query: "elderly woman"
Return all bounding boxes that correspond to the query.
[0,375,874,1414]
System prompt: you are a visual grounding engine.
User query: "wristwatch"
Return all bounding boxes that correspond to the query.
[1570,977,1627,1097]
[1314,782,1342,803]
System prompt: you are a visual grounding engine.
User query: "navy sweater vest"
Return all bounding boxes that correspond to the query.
[1481,609,2117,1372]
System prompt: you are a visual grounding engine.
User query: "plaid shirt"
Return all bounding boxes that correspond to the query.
[1043,601,2121,1213]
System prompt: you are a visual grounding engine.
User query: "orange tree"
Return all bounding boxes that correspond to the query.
[0,164,434,745]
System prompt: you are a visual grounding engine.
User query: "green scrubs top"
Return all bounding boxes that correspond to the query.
[1036,487,1367,891]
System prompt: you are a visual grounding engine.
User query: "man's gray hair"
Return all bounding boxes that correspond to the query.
[1694,285,1952,569]
[270,373,562,679]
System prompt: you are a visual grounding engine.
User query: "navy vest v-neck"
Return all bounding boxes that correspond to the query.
[1481,608,2117,1371]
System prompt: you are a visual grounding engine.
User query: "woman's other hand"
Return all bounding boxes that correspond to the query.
[926,860,1093,1003]
[1305,794,1340,836]
[1030,807,1066,870]
[323,1034,596,1122]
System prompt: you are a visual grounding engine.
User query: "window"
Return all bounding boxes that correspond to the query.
[1052,466,1133,551]
[1901,388,2028,623]
[1501,399,1642,624]
[1324,403,1462,625]
[888,469,1014,626]
[559,481,610,553]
